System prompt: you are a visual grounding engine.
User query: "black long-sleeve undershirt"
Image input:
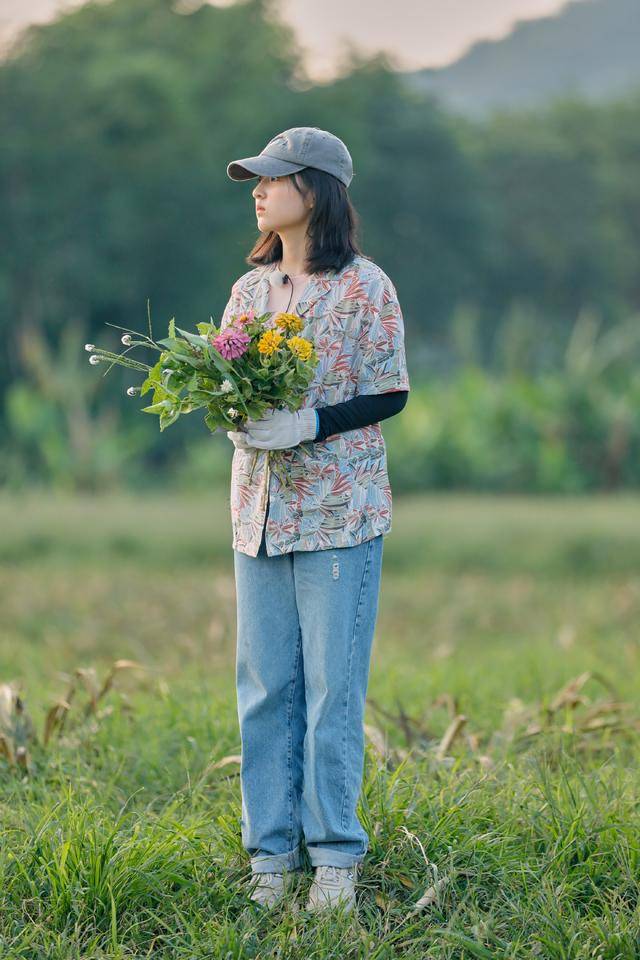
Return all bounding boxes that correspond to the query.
[314,390,408,442]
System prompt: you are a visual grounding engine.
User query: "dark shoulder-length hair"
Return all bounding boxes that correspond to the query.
[245,167,368,275]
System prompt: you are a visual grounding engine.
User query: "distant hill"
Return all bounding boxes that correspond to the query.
[401,0,640,116]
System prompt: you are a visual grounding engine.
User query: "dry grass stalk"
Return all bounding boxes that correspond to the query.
[183,751,242,794]
[508,672,637,745]
[0,682,37,771]
[435,715,467,760]
[1,660,146,770]
[548,670,592,712]
[367,673,636,771]
[367,696,427,746]
[411,873,451,913]
[397,826,453,915]
[364,722,387,760]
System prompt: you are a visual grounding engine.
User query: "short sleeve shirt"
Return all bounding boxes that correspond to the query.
[220,255,411,556]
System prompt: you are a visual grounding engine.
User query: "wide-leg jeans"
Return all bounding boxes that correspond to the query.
[233,522,384,873]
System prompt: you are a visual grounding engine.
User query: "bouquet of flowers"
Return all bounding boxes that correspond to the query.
[85,302,318,489]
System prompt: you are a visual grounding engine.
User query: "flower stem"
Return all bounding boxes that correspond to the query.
[92,349,151,373]
[248,449,259,484]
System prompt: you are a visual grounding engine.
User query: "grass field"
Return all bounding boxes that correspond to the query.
[1,491,639,958]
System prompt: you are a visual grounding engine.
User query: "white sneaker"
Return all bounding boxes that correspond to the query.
[305,864,358,913]
[247,869,298,909]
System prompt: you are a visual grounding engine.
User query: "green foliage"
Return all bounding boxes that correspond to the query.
[385,313,640,493]
[1,491,640,954]
[2,0,640,491]
[2,321,154,492]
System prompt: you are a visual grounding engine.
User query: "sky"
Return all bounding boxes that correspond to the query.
[0,0,583,81]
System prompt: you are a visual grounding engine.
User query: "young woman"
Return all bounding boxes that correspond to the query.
[222,127,410,914]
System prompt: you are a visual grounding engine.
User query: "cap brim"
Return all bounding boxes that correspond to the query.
[226,155,307,181]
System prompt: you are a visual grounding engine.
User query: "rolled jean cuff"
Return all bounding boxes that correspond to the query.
[306,846,366,868]
[250,843,303,873]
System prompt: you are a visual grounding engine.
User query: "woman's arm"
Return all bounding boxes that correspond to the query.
[314,390,408,442]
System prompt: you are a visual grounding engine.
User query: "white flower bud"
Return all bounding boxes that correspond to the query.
[227,407,239,418]
[126,386,138,396]
[121,334,132,345]
[84,343,95,351]
[221,379,233,393]
[89,355,101,364]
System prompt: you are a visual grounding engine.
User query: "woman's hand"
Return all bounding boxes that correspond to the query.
[245,407,318,450]
[226,428,254,450]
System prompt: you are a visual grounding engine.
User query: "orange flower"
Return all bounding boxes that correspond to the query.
[274,312,304,333]
[286,336,313,361]
[258,329,284,355]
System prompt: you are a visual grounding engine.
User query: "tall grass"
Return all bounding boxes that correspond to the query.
[0,491,638,957]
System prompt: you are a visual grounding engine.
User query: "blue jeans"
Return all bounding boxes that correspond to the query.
[233,521,384,873]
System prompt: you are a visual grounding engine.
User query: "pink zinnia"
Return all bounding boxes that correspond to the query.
[211,327,251,360]
[235,308,255,326]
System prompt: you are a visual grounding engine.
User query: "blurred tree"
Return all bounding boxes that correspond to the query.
[0,0,304,447]
[1,0,639,491]
[295,60,489,346]
[474,96,633,331]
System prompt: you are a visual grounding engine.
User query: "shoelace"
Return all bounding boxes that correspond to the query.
[254,871,283,884]
[317,865,355,884]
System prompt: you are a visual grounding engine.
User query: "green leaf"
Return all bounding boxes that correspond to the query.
[140,359,164,397]
[156,337,193,355]
[174,325,210,349]
[159,406,180,431]
[205,346,236,381]
[204,410,225,433]
[141,399,172,414]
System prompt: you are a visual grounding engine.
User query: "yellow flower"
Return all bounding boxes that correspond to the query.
[257,329,284,355]
[274,312,304,333]
[287,336,313,361]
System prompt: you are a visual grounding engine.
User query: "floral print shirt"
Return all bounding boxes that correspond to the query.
[220,255,411,556]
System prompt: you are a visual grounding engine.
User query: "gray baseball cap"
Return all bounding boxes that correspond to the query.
[227,126,354,188]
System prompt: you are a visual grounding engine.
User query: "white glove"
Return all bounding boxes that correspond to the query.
[226,428,253,450]
[244,407,318,450]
